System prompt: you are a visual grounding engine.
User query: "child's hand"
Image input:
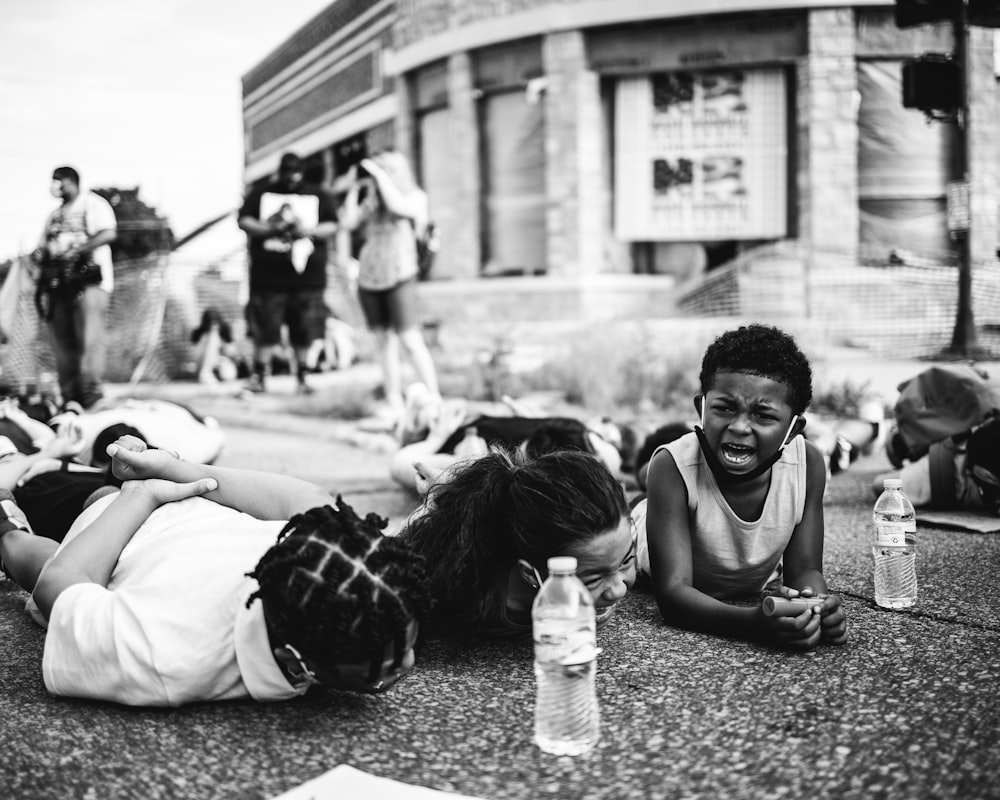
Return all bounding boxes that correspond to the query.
[761,586,823,650]
[121,477,217,509]
[817,593,848,644]
[41,421,85,459]
[108,438,178,482]
[761,601,823,650]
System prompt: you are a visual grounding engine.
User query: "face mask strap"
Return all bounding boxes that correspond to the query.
[284,643,321,687]
[531,564,543,589]
[694,410,801,487]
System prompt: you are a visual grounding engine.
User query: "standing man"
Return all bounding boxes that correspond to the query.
[237,153,338,394]
[33,166,117,410]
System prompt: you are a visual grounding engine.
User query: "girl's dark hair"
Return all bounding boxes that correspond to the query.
[524,418,595,458]
[400,449,627,631]
[247,498,430,680]
[699,324,813,414]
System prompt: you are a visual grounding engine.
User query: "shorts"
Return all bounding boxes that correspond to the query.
[358,278,418,332]
[246,289,326,348]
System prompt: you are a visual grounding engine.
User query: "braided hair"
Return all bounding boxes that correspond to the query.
[247,497,430,681]
[700,324,813,414]
[400,449,628,632]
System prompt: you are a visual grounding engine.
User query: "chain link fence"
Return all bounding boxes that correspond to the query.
[2,238,998,391]
[676,241,1000,359]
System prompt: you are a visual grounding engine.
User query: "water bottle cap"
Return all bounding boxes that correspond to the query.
[883,478,902,489]
[547,556,578,573]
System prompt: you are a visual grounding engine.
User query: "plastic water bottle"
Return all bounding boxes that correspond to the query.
[531,556,600,756]
[872,478,918,609]
[453,426,489,460]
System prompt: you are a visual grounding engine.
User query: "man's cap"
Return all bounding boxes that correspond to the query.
[279,153,303,172]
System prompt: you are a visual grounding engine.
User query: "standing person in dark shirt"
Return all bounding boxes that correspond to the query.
[238,153,338,395]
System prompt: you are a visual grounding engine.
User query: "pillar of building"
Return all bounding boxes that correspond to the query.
[797,7,859,271]
[394,74,417,170]
[542,30,604,278]
[443,51,482,280]
[966,25,998,265]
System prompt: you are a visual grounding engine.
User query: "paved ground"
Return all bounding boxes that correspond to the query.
[1,353,998,799]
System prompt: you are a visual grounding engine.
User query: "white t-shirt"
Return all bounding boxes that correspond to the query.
[40,191,117,292]
[40,494,306,706]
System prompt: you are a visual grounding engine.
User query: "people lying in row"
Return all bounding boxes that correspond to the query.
[388,389,624,495]
[0,323,847,708]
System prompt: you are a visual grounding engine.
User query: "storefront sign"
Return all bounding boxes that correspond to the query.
[614,68,788,241]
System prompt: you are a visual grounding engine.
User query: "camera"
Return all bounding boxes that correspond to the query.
[761,596,824,617]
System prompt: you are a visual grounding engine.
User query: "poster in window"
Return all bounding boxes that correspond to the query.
[615,68,787,241]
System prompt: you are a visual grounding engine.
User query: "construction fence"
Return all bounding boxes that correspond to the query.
[1,240,998,390]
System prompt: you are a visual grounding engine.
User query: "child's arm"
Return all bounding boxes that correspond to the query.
[31,477,217,621]
[646,450,773,641]
[781,441,848,644]
[106,438,333,521]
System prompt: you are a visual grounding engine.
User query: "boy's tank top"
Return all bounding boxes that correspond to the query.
[660,431,807,599]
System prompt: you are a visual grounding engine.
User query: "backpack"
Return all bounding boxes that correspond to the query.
[889,364,1000,463]
[888,365,1000,510]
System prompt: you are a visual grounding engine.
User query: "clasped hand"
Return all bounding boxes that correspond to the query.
[762,586,848,650]
[107,435,179,482]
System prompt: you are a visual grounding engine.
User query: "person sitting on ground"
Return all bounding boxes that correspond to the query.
[637,324,847,650]
[389,389,623,494]
[397,448,635,638]
[190,307,239,383]
[0,436,430,706]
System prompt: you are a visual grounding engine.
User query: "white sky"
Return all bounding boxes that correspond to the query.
[0,0,334,260]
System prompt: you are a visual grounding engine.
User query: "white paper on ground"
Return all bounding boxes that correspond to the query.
[269,764,488,800]
[917,509,1000,533]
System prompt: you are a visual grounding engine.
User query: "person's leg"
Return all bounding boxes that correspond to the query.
[388,279,439,397]
[195,326,224,382]
[376,329,404,413]
[0,529,58,592]
[0,492,57,592]
[286,290,327,394]
[358,287,403,414]
[48,296,82,406]
[77,286,108,409]
[245,292,283,392]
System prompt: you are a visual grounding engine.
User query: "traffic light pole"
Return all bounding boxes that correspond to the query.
[947,0,980,356]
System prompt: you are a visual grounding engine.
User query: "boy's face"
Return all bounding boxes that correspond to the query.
[697,370,797,478]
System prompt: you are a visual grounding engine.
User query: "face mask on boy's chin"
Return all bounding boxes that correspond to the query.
[694,402,800,486]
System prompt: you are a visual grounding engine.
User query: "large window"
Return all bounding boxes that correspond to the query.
[857,60,958,258]
[480,90,546,276]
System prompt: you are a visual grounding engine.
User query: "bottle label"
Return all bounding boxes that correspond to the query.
[875,519,915,546]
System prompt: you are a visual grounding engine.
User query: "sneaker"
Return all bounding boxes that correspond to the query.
[296,381,315,396]
[246,373,267,394]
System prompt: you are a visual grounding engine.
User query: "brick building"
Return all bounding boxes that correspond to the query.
[240,1,999,326]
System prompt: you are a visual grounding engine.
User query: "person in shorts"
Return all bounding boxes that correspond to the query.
[238,153,338,394]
